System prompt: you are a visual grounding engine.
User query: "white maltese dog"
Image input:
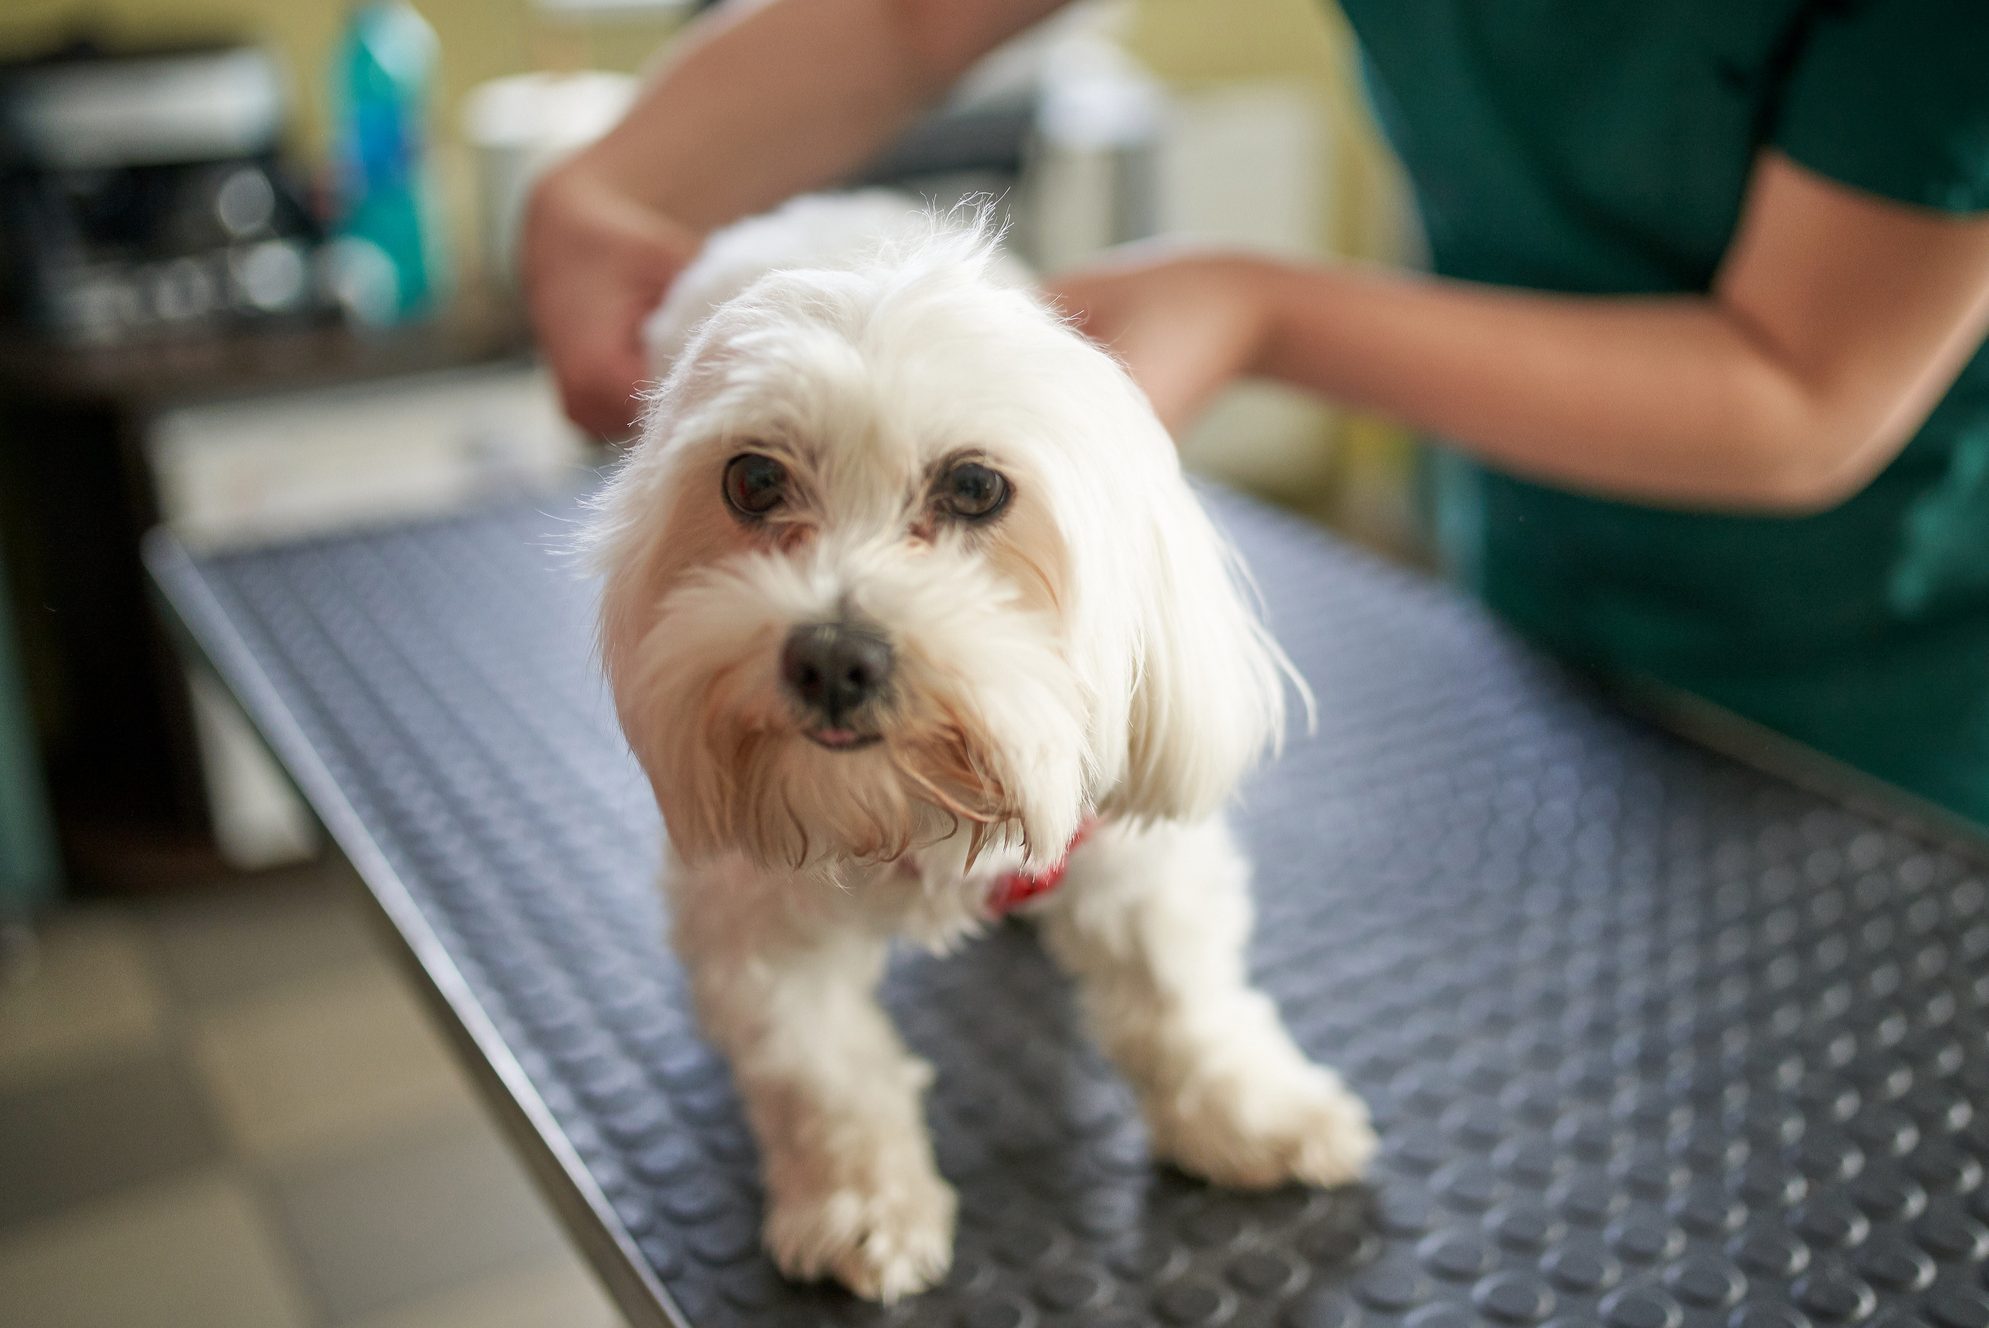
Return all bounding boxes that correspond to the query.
[592,195,1374,1302]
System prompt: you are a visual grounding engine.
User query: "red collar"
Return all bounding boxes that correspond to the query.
[987,819,1098,916]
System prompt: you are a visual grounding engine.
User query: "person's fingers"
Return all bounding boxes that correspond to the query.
[536,301,620,439]
[521,160,702,439]
[1039,278,1100,333]
[554,331,652,441]
[561,377,639,442]
[1043,271,1209,429]
[1044,275,1147,388]
[534,271,641,436]
[591,235,701,437]
[542,273,677,439]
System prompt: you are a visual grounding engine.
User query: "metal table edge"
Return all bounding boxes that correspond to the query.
[142,525,691,1328]
[1604,673,1989,864]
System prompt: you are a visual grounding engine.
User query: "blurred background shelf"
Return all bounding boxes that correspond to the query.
[0,294,564,897]
[0,293,532,408]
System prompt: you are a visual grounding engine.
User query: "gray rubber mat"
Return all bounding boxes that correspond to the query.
[148,486,1989,1328]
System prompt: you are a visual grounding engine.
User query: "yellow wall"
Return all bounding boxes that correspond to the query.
[0,1,679,160]
[1123,0,1403,262]
[0,0,1401,260]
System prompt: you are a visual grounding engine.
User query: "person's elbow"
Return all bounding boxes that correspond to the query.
[1734,391,1912,515]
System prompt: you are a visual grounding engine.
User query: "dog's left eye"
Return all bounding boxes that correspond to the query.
[723,453,788,518]
[937,461,1010,521]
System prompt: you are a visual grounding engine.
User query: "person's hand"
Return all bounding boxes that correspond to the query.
[522,156,703,440]
[1043,248,1275,432]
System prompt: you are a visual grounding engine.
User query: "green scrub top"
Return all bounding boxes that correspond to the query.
[1336,0,1989,827]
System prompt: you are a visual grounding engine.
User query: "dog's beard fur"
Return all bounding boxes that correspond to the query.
[593,194,1300,884]
[616,532,1090,873]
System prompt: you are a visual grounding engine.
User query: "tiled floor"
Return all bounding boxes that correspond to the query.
[0,862,626,1328]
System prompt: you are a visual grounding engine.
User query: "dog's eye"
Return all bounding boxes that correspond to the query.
[723,453,788,518]
[937,461,1010,521]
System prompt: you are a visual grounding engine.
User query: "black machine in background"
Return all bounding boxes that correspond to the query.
[0,36,515,892]
[0,39,334,347]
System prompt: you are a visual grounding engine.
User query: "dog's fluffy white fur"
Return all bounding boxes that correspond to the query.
[593,194,1374,1301]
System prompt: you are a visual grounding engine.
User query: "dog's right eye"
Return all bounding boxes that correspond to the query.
[723,454,788,518]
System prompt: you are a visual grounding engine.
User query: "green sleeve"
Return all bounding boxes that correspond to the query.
[1772,0,1989,213]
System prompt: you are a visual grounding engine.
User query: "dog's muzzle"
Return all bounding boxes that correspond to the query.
[781,621,893,740]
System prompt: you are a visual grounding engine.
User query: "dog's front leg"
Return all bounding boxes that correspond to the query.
[1034,817,1376,1188]
[670,867,955,1302]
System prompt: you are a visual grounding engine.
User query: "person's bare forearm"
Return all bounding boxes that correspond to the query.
[1211,156,1989,512]
[523,0,1071,436]
[575,0,1071,231]
[1245,261,1861,511]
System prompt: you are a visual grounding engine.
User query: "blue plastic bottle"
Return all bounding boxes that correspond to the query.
[331,1,448,322]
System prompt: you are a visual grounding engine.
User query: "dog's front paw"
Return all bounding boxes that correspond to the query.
[764,1167,958,1302]
[1150,1056,1376,1191]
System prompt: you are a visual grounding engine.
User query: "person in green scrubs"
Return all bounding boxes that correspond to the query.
[524,0,1989,827]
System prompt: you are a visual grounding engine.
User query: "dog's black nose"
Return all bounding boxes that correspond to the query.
[781,622,893,720]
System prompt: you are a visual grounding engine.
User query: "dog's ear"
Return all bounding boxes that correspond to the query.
[1109,479,1302,823]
